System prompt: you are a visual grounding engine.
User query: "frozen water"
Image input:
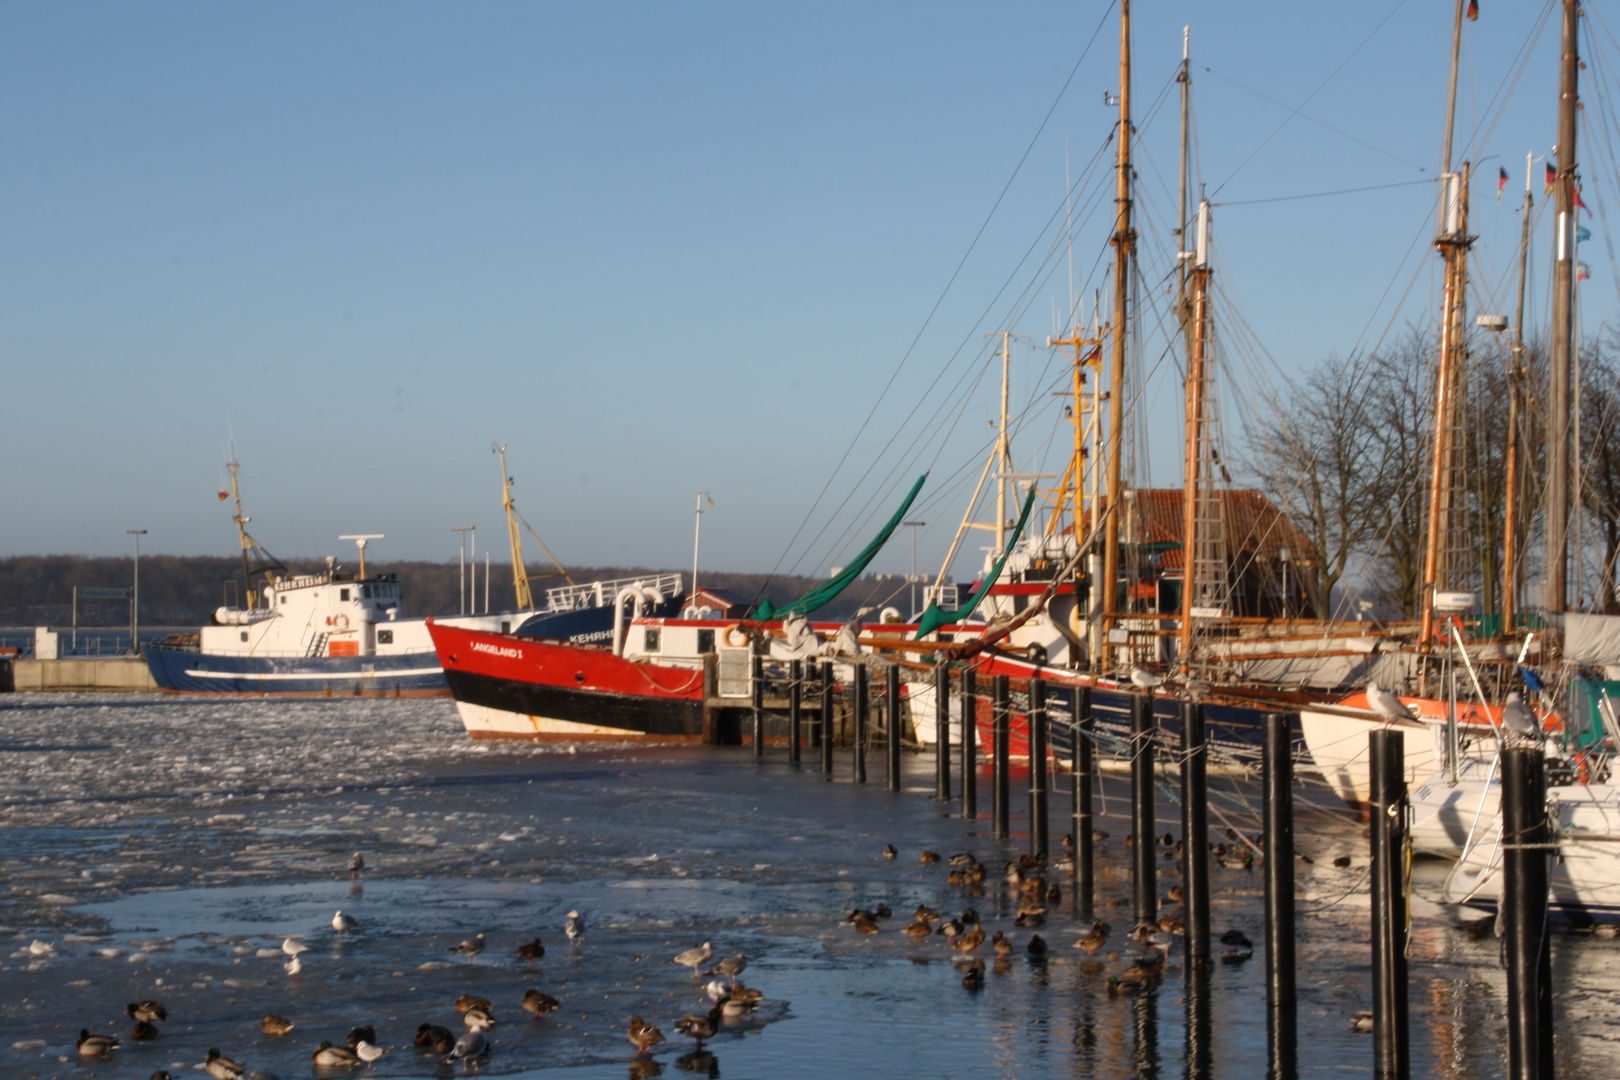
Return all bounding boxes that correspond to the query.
[1,693,1618,1077]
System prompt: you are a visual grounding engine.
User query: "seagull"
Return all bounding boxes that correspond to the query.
[1130,667,1163,690]
[1502,692,1542,740]
[348,853,365,880]
[703,979,730,1003]
[672,941,712,975]
[564,910,586,943]
[708,953,746,985]
[332,910,357,934]
[281,937,309,957]
[354,1040,386,1067]
[449,933,486,964]
[27,940,54,957]
[1366,681,1416,722]
[283,954,302,977]
[444,1029,488,1068]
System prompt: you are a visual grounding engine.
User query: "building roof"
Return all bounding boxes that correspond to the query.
[685,586,750,609]
[1128,489,1319,573]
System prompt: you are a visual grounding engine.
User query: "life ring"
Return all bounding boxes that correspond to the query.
[723,624,750,649]
[333,613,350,629]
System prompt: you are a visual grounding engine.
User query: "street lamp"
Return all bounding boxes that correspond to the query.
[452,526,475,615]
[902,521,926,621]
[127,529,147,653]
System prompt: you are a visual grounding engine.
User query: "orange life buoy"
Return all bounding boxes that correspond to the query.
[723,623,750,649]
[333,613,350,629]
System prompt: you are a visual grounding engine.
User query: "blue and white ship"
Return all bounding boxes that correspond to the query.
[142,448,683,696]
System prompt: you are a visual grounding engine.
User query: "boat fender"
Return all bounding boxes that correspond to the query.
[724,624,750,649]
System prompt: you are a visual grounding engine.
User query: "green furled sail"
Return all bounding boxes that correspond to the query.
[756,473,928,620]
[914,486,1037,640]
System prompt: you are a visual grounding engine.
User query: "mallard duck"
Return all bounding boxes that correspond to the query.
[203,1048,244,1079]
[900,919,933,941]
[872,903,892,920]
[515,937,545,966]
[721,995,755,1018]
[564,910,587,942]
[1004,861,1024,886]
[937,918,963,940]
[522,988,561,1017]
[346,1026,375,1050]
[708,953,747,982]
[1074,926,1107,954]
[675,1006,721,1047]
[443,1029,487,1066]
[77,1030,119,1057]
[262,1015,295,1036]
[672,942,713,973]
[448,933,485,963]
[948,852,978,867]
[1166,884,1185,904]
[960,959,985,990]
[882,844,898,859]
[1046,883,1062,904]
[627,1017,665,1053]
[127,1000,167,1022]
[355,1039,386,1065]
[453,994,492,1015]
[1121,961,1161,982]
[312,1041,362,1066]
[413,1024,455,1054]
[332,910,357,934]
[953,925,985,952]
[1158,915,1186,935]
[728,984,763,1005]
[130,1020,159,1041]
[919,850,941,864]
[991,931,1013,957]
[1026,934,1048,958]
[914,904,940,922]
[461,1006,496,1031]
[851,913,880,935]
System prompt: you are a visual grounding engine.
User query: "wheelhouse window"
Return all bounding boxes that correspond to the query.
[340,588,351,601]
[239,631,248,642]
[377,629,394,645]
[644,627,662,653]
[697,628,715,654]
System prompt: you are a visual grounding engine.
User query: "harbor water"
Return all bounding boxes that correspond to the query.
[2,694,1618,1077]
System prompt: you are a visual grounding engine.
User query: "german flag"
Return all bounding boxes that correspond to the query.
[217,491,230,502]
[1498,166,1508,203]
[1546,162,1556,194]
[1467,0,1479,21]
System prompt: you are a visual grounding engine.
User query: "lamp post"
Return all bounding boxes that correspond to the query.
[127,529,147,653]
[903,521,926,620]
[453,526,475,615]
[1278,546,1290,619]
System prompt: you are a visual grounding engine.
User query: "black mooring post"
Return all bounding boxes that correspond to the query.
[886,663,902,792]
[1369,728,1409,1080]
[1180,699,1210,967]
[1263,712,1297,1080]
[787,659,802,764]
[1503,747,1553,1080]
[1130,692,1157,926]
[1028,677,1049,859]
[819,661,834,778]
[751,653,764,757]
[961,669,978,820]
[1186,962,1213,1080]
[992,674,1010,840]
[1074,686,1094,919]
[934,663,951,802]
[853,664,869,784]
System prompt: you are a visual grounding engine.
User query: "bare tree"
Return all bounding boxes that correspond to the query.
[1582,340,1620,610]
[1249,352,1377,615]
[1363,328,1434,618]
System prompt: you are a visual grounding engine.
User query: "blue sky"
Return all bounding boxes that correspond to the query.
[0,1,1596,587]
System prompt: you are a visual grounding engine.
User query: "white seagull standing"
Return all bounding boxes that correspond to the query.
[449,933,486,964]
[282,937,309,957]
[332,910,357,934]
[671,942,712,975]
[1130,667,1163,690]
[1366,681,1416,722]
[283,954,302,977]
[1501,691,1542,740]
[564,910,586,943]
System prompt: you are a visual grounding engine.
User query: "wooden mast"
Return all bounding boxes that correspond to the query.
[1547,0,1579,617]
[1100,0,1133,673]
[1503,152,1534,635]
[1179,201,1213,672]
[1418,0,1472,655]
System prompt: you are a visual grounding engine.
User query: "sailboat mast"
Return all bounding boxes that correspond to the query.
[1100,0,1132,674]
[1548,0,1579,616]
[1504,153,1534,634]
[997,330,1013,553]
[1175,27,1190,326]
[1419,0,1472,653]
[1179,201,1214,672]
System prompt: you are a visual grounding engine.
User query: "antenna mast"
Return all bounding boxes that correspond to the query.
[495,442,535,611]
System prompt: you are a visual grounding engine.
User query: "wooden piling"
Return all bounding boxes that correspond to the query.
[1502,746,1554,1080]
[961,669,977,820]
[886,664,902,792]
[1130,693,1156,926]
[788,659,802,764]
[1028,677,1049,858]
[992,674,1010,840]
[1180,699,1209,966]
[1263,712,1297,1079]
[1073,686,1094,919]
[934,663,951,802]
[1369,728,1409,1080]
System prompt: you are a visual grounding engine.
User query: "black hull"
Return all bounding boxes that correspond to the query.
[445,668,704,738]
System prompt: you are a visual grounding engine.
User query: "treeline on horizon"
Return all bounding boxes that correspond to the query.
[0,555,925,628]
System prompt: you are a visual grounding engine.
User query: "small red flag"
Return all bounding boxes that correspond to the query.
[217,491,230,502]
[1546,162,1556,194]
[1467,0,1479,21]
[1498,166,1508,203]
[1575,185,1592,217]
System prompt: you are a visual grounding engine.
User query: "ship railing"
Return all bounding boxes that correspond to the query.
[544,573,683,613]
